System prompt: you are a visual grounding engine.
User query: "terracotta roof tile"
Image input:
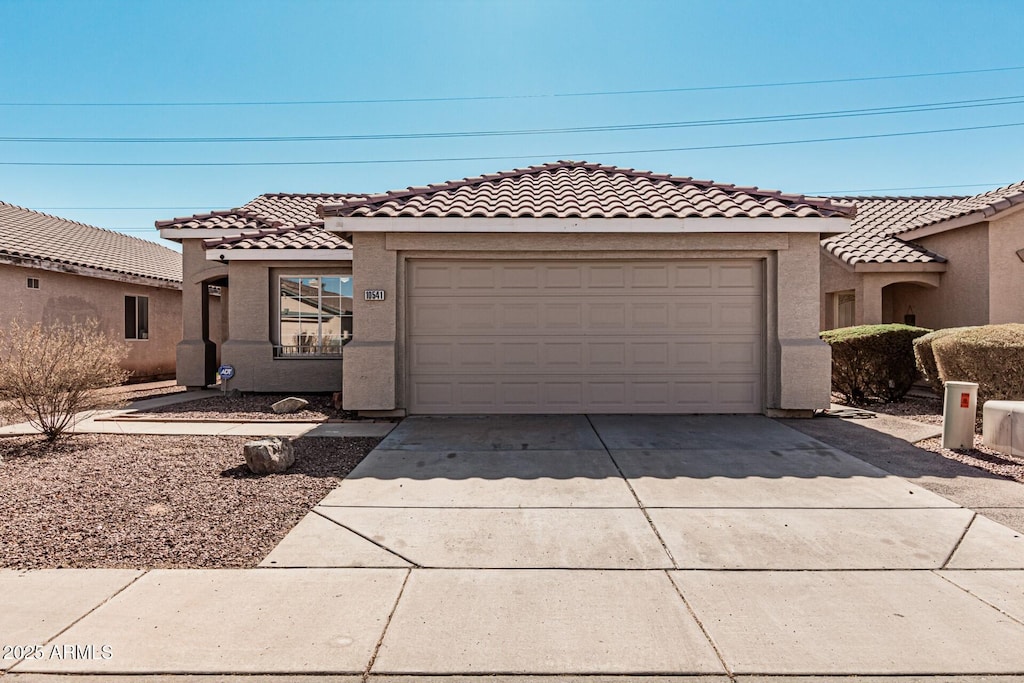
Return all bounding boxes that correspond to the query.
[158,193,361,252]
[821,196,962,265]
[320,160,853,220]
[893,180,1024,233]
[0,201,181,284]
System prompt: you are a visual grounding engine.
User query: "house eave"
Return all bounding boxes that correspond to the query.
[205,249,353,262]
[0,253,182,289]
[851,261,948,273]
[324,216,852,235]
[159,228,260,242]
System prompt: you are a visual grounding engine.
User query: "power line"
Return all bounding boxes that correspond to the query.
[809,182,1013,194]
[34,206,228,210]
[4,121,1023,167]
[2,65,1022,107]
[5,95,1023,144]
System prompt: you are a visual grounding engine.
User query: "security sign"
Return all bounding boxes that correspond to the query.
[217,364,235,380]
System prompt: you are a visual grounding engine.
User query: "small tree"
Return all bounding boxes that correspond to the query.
[0,319,129,441]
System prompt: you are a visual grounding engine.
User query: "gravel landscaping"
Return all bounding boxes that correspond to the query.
[832,391,1024,483]
[131,392,375,422]
[0,434,379,569]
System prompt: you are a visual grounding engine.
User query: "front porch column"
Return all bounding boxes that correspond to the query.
[175,242,216,388]
[857,276,885,325]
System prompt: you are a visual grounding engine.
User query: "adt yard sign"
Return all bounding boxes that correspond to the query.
[364,289,386,301]
[217,365,235,380]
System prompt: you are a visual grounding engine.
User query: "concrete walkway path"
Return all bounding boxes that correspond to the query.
[5,414,1024,680]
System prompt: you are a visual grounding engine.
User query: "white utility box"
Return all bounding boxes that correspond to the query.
[983,400,1024,457]
[942,381,978,449]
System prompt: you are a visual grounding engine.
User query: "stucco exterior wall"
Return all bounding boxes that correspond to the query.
[343,230,831,416]
[901,223,990,329]
[217,260,348,393]
[0,262,180,381]
[988,207,1024,323]
[819,253,861,328]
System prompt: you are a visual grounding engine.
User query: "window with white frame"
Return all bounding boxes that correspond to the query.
[125,295,149,339]
[26,277,39,289]
[278,275,353,356]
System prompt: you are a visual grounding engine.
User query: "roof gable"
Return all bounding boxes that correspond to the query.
[0,201,182,284]
[893,180,1024,234]
[320,160,854,220]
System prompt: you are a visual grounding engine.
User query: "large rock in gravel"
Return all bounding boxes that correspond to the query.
[271,396,309,414]
[243,437,295,474]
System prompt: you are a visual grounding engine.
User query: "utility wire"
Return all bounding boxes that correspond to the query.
[4,121,1023,167]
[5,94,1023,144]
[2,65,1023,108]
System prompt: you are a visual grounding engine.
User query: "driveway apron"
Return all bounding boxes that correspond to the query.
[19,414,1024,677]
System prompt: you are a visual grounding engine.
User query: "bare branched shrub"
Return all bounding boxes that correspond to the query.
[0,320,129,441]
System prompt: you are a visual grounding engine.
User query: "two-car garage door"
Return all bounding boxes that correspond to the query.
[407,259,763,414]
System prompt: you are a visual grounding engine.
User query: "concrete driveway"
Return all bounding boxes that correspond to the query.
[11,414,1024,679]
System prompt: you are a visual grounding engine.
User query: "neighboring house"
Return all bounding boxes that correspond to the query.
[160,160,852,416]
[0,201,203,381]
[820,181,1024,330]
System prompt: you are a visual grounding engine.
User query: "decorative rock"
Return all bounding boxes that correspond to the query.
[243,437,295,474]
[271,396,309,414]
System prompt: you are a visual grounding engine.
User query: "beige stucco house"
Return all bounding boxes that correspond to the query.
[821,181,1024,330]
[160,160,853,416]
[0,201,193,381]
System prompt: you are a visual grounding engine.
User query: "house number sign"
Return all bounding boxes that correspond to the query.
[364,289,386,301]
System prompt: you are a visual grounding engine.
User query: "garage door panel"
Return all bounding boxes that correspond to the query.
[411,335,759,375]
[407,260,762,414]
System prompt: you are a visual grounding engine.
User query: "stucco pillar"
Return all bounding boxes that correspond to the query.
[771,233,832,413]
[858,276,884,325]
[175,241,216,388]
[219,284,229,345]
[220,262,274,393]
[343,232,399,412]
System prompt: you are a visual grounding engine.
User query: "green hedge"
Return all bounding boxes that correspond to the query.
[820,323,931,404]
[913,327,978,394]
[931,324,1024,403]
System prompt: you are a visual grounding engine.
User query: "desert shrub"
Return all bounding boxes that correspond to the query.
[913,327,979,394]
[820,323,931,404]
[0,320,129,441]
[931,323,1024,403]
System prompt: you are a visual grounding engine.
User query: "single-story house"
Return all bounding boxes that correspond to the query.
[159,160,854,416]
[820,181,1024,330]
[0,201,213,381]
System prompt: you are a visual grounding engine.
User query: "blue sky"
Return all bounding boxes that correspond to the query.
[2,0,1023,246]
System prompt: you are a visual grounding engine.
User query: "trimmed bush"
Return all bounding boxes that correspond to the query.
[820,323,932,404]
[931,323,1024,403]
[913,327,979,394]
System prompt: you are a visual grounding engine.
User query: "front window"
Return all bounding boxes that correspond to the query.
[278,275,352,357]
[125,295,149,340]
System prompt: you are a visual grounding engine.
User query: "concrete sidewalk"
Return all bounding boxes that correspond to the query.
[0,389,396,439]
[6,414,1024,679]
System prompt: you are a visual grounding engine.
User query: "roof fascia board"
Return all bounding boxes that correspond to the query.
[0,253,181,289]
[325,216,851,235]
[205,249,353,262]
[852,261,947,273]
[160,228,257,241]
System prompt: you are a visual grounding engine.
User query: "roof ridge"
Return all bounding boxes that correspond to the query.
[320,159,851,216]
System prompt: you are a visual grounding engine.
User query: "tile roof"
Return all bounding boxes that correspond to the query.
[203,224,352,251]
[0,201,182,284]
[893,180,1024,233]
[158,193,359,252]
[320,160,855,220]
[821,196,963,265]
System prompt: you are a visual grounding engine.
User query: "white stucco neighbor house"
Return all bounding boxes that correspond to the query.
[159,160,853,417]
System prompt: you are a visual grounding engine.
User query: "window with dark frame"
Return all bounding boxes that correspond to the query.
[26,277,39,289]
[124,295,149,340]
